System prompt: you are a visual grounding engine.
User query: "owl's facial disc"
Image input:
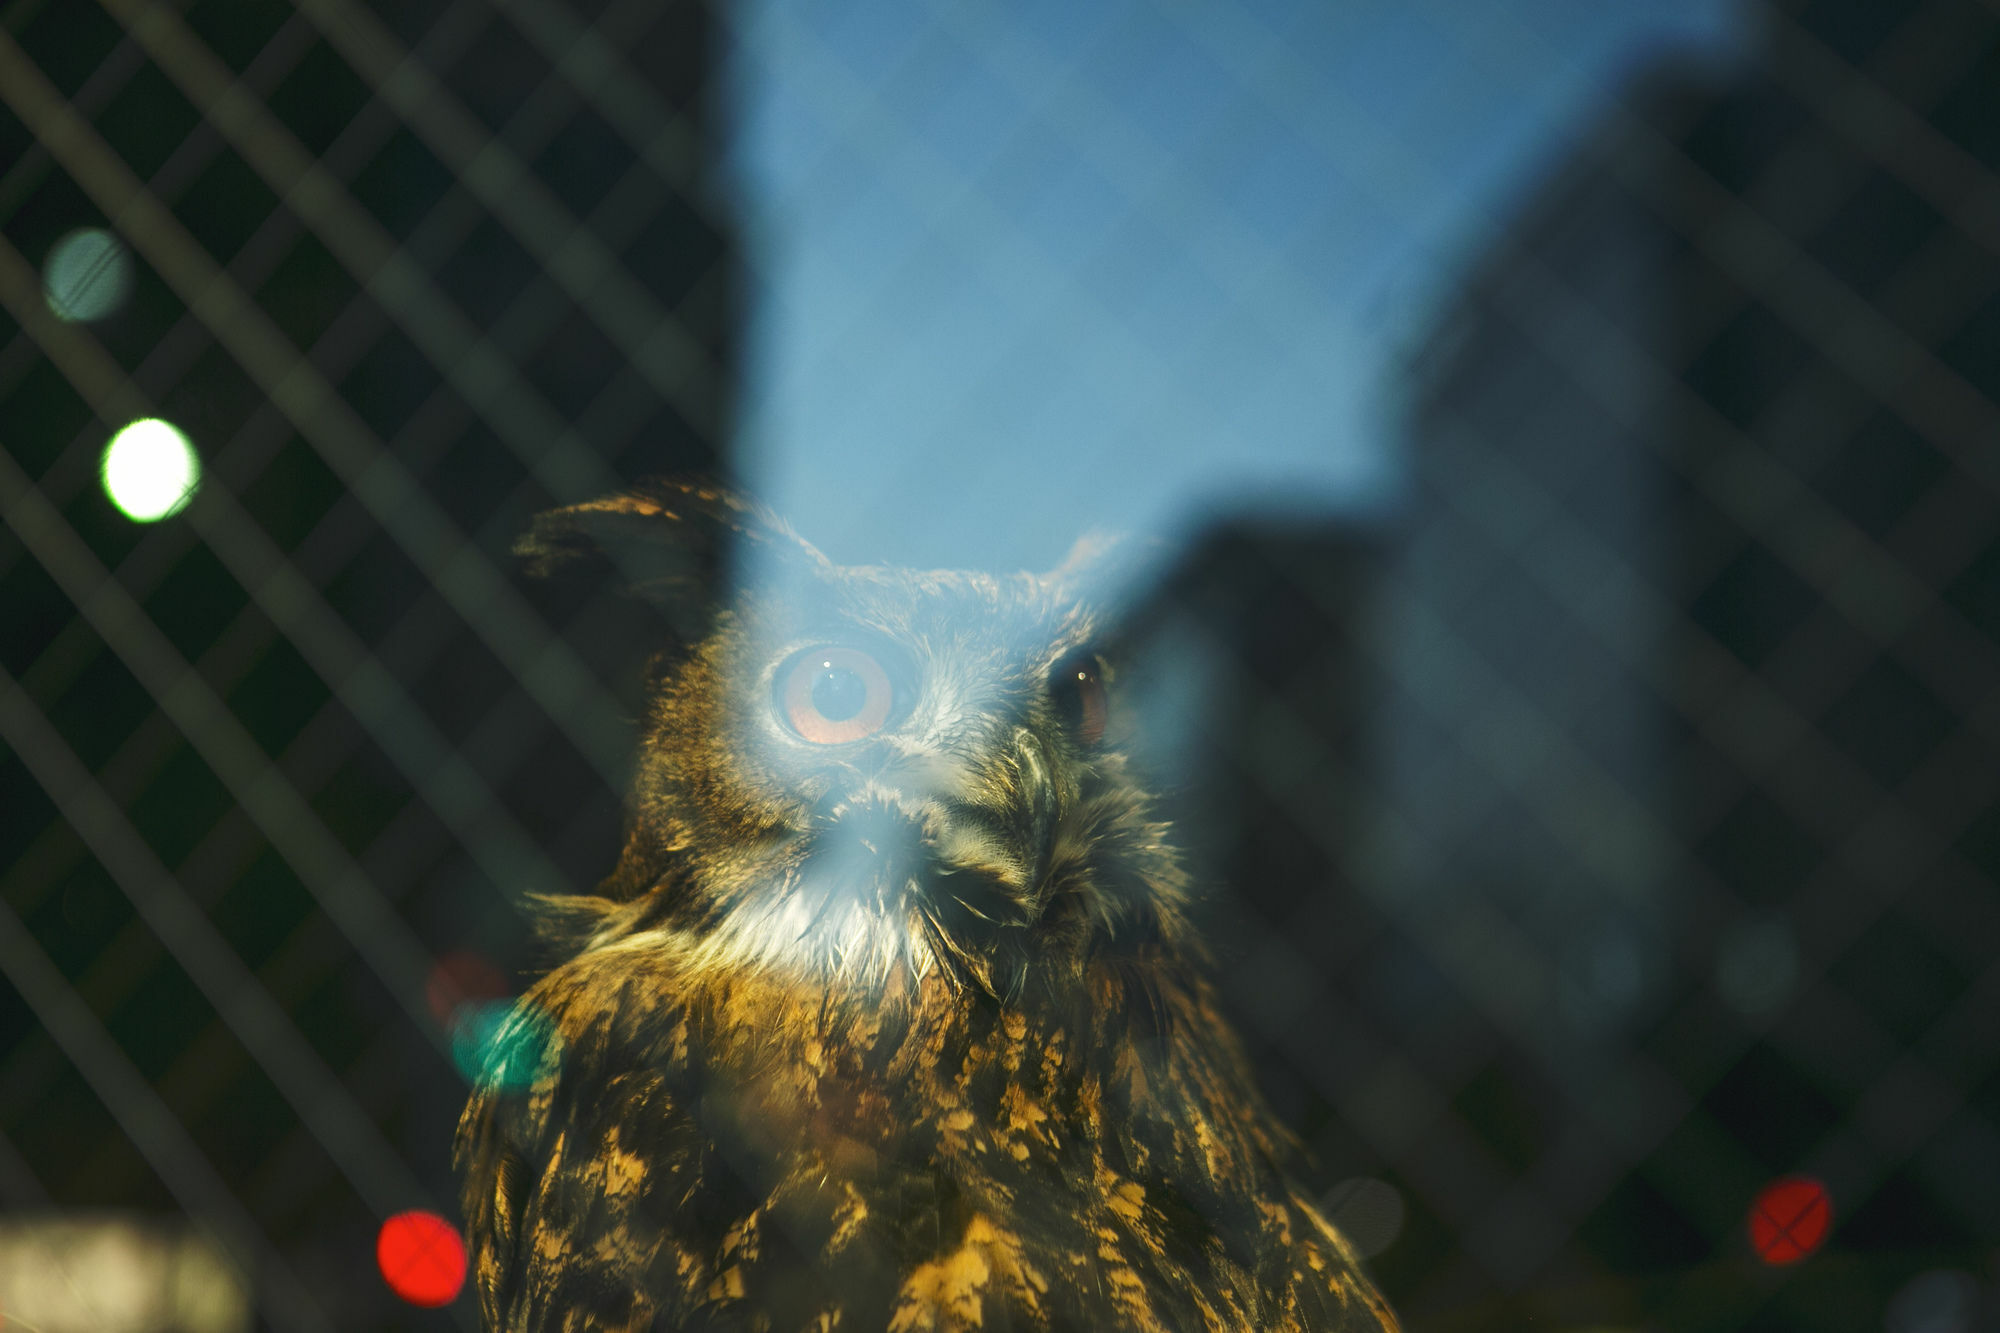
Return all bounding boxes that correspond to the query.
[681,594,1131,989]
[808,740,1054,902]
[756,644,1112,979]
[779,745,1056,992]
[775,643,1107,877]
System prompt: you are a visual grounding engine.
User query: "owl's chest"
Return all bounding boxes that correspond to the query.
[482,963,1395,1332]
[684,1002,1111,1208]
[624,1007,1317,1331]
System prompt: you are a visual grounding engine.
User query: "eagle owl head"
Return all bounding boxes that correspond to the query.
[521,481,1188,1001]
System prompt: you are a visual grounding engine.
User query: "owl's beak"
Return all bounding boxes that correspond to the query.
[778,726,1066,994]
[812,724,1064,918]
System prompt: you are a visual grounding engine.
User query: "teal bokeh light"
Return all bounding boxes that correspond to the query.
[449,1000,552,1091]
[43,228,132,322]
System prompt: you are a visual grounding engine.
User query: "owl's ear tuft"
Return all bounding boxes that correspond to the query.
[516,480,828,623]
[1046,528,1168,603]
[1049,530,1124,580]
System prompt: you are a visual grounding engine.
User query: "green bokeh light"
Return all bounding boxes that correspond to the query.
[450,1000,552,1092]
[43,228,132,323]
[101,419,200,522]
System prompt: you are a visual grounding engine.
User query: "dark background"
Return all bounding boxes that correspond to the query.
[1,0,1996,1329]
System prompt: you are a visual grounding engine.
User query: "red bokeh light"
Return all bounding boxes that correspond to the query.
[1748,1176,1831,1265]
[426,951,508,1028]
[377,1210,467,1307]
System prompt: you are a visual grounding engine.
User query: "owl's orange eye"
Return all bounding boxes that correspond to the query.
[778,647,895,744]
[1051,651,1108,747]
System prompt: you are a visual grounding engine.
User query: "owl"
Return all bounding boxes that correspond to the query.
[455,481,1400,1333]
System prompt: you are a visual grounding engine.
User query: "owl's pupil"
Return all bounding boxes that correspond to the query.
[810,665,868,721]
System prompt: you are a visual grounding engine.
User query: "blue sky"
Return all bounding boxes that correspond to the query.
[719,0,1747,573]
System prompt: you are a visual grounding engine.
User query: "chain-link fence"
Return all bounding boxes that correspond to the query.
[1,0,1996,1330]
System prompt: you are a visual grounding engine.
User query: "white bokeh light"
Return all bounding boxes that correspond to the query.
[43,228,133,323]
[1320,1177,1407,1258]
[101,419,201,522]
[1885,1269,1981,1333]
[1715,916,1801,1019]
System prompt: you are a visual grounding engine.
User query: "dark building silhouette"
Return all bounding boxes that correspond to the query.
[1373,0,2000,1327]
[0,1,734,1326]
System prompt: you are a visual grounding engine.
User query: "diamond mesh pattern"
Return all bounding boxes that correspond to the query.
[1,0,1995,1329]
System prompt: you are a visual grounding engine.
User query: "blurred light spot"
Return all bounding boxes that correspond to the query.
[1885,1269,1981,1333]
[376,1211,465,1308]
[101,419,200,521]
[1748,1176,1831,1265]
[1715,916,1800,1017]
[1559,922,1646,1033]
[0,1215,248,1333]
[426,950,508,1028]
[450,998,550,1091]
[1587,931,1642,1006]
[1320,1176,1406,1258]
[43,228,132,322]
